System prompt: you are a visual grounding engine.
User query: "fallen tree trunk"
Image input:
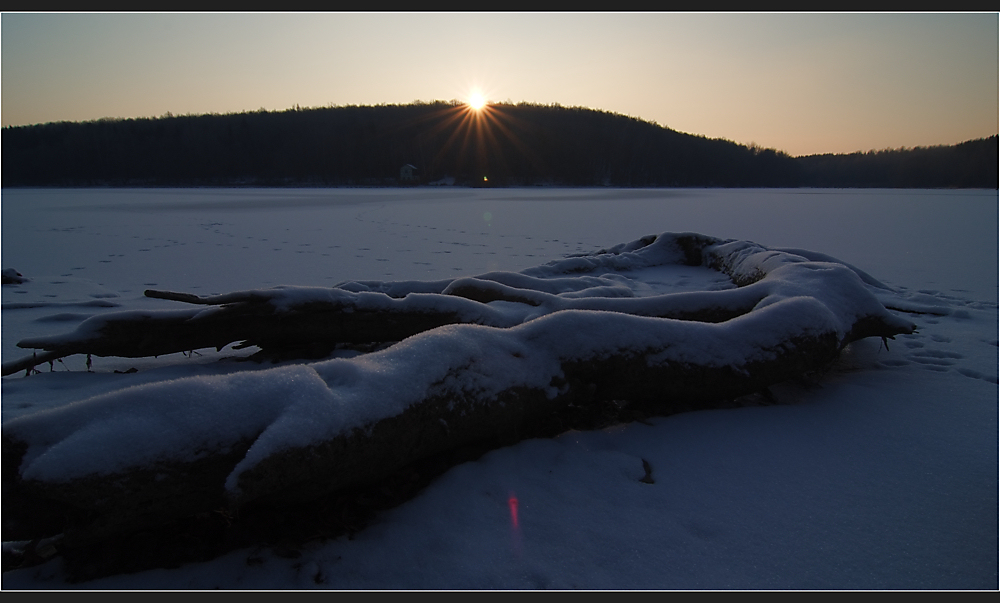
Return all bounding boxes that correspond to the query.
[2,233,782,375]
[1,232,915,579]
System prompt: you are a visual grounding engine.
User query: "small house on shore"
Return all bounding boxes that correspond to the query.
[399,164,418,183]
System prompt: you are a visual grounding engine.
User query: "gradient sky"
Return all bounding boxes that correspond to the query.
[1,12,996,157]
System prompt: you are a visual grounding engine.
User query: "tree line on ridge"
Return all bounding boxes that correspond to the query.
[3,101,996,189]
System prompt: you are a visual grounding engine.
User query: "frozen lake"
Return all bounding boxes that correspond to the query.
[2,187,996,296]
[1,187,996,590]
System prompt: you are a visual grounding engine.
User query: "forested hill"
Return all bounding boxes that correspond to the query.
[2,102,996,188]
[795,136,997,188]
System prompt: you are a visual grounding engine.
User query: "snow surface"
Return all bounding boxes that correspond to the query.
[1,188,996,590]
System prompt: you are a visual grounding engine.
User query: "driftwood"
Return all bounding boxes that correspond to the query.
[4,236,749,376]
[1,233,915,580]
[2,234,896,376]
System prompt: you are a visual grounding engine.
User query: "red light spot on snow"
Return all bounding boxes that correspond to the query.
[508,494,519,529]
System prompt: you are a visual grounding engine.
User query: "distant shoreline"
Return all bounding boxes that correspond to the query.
[4,104,996,189]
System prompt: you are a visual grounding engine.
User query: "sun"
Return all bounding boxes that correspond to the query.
[468,92,487,111]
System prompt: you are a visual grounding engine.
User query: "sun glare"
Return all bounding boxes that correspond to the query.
[468,92,487,111]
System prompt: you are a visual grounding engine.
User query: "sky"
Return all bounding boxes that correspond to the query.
[1,12,996,157]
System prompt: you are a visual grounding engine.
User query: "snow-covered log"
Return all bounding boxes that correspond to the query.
[1,232,915,577]
[3,233,902,375]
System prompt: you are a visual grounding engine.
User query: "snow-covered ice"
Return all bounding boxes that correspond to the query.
[1,187,996,590]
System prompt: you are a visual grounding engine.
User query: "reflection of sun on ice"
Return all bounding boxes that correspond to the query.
[468,92,487,111]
